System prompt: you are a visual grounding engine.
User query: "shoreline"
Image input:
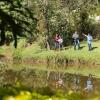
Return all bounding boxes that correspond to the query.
[0,57,100,78]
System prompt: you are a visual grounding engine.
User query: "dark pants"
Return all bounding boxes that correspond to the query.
[58,43,63,50]
[55,42,63,50]
[74,39,80,50]
[88,43,92,51]
[55,42,59,49]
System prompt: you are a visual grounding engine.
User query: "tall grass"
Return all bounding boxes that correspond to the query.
[1,39,100,65]
[19,40,100,64]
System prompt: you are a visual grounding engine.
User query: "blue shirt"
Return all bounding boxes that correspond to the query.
[87,35,92,44]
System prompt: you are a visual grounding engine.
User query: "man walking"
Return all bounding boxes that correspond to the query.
[72,31,80,50]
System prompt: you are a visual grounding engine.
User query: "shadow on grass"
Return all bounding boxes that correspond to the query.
[92,47,98,50]
[79,46,85,50]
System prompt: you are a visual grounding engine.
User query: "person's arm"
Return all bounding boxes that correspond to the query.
[82,33,87,37]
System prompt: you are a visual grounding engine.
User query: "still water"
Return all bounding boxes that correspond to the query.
[0,63,100,100]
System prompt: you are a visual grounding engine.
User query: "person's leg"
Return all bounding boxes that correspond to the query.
[78,40,80,49]
[74,39,76,50]
[88,44,91,51]
[88,44,90,51]
[55,42,58,50]
[57,42,59,49]
[58,43,61,51]
[77,39,80,50]
[60,43,63,50]
[90,43,92,50]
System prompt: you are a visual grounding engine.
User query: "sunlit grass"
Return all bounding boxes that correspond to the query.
[1,39,98,63]
[18,40,100,64]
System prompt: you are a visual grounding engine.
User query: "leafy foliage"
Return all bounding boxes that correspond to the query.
[0,0,37,48]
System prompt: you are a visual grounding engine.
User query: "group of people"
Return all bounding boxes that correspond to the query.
[54,31,93,51]
[72,31,93,51]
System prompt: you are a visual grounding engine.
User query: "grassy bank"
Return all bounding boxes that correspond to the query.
[1,39,100,65]
[12,39,100,65]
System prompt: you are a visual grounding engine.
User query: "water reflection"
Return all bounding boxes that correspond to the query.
[84,74,93,92]
[0,66,99,94]
[72,74,80,92]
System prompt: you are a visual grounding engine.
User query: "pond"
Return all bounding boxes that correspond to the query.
[0,63,100,100]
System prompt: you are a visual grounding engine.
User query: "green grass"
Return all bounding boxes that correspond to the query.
[18,40,100,64]
[1,39,100,64]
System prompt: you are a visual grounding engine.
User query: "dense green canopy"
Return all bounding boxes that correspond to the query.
[0,0,37,48]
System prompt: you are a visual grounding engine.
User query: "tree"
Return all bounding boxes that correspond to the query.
[0,0,37,48]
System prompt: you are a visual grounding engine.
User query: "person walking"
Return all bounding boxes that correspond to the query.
[83,33,93,51]
[72,31,80,50]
